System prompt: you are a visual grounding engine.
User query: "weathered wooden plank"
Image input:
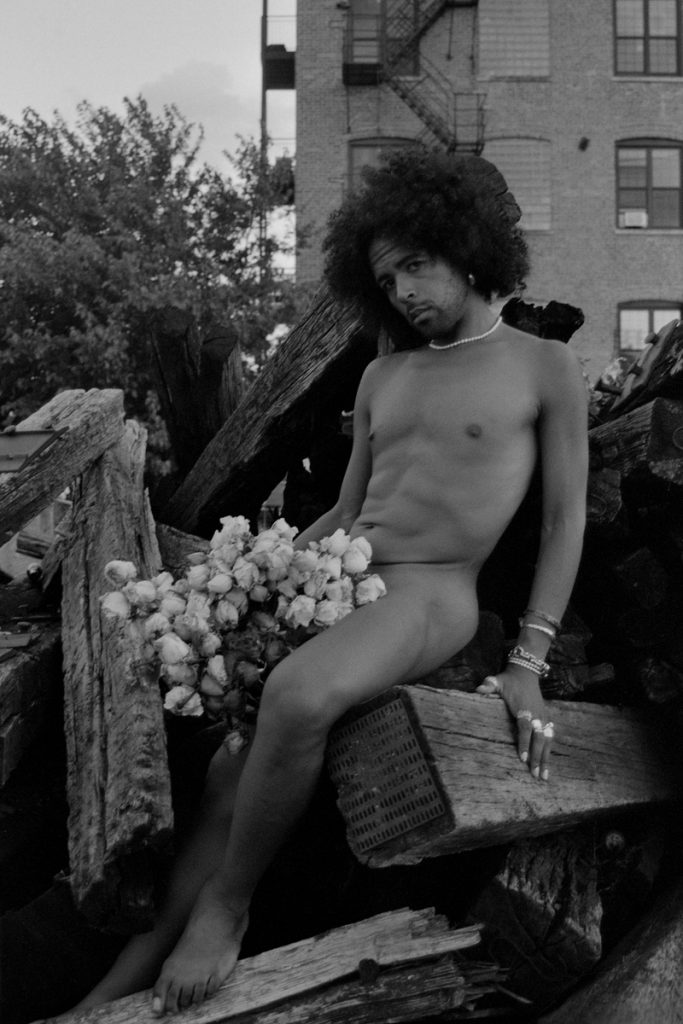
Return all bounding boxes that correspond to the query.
[589,397,683,485]
[472,831,602,1007]
[49,908,483,1024]
[0,389,125,539]
[146,308,244,476]
[161,289,369,535]
[155,521,210,577]
[61,420,173,933]
[540,876,683,1024]
[0,624,62,786]
[326,686,683,867]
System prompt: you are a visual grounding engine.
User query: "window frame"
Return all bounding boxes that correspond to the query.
[616,139,683,229]
[617,299,682,352]
[614,0,682,76]
[347,136,420,190]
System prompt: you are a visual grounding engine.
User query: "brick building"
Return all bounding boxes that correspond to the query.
[266,0,683,377]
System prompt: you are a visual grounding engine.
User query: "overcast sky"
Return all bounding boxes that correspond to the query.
[0,0,296,171]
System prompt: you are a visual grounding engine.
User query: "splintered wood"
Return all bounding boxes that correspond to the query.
[0,389,126,540]
[49,908,487,1024]
[61,419,174,932]
[326,685,683,867]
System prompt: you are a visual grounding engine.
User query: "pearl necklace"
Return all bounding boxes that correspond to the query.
[428,315,503,351]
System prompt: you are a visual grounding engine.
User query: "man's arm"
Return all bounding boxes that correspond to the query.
[294,362,377,549]
[478,340,589,778]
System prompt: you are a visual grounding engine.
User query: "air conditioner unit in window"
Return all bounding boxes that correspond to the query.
[623,210,649,228]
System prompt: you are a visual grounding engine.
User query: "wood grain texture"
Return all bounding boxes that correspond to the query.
[48,908,482,1024]
[0,389,125,538]
[328,686,683,867]
[0,624,62,785]
[61,420,173,932]
[540,876,683,1024]
[589,397,683,484]
[161,289,368,534]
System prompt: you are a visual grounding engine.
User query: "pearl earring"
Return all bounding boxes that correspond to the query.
[467,273,476,287]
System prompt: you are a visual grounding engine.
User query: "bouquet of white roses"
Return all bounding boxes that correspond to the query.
[101,516,386,754]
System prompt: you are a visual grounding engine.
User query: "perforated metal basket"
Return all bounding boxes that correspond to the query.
[327,689,451,858]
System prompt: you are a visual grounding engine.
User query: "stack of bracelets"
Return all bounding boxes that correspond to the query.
[507,607,562,678]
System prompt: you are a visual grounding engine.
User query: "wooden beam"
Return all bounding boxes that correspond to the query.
[61,420,173,933]
[326,686,683,867]
[0,623,62,786]
[589,397,683,486]
[0,389,125,540]
[161,289,369,535]
[49,908,484,1024]
[146,309,244,476]
[539,875,683,1024]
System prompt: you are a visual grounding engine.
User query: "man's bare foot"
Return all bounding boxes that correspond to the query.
[151,878,249,1015]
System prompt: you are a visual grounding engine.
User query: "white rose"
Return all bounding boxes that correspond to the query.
[276,576,298,598]
[207,654,228,683]
[355,573,387,605]
[206,572,233,595]
[163,685,204,717]
[291,549,318,575]
[100,591,131,620]
[152,571,175,595]
[198,632,222,657]
[284,594,317,628]
[155,632,192,664]
[303,570,331,600]
[162,663,198,686]
[172,578,191,596]
[223,587,249,614]
[342,546,370,575]
[122,579,158,608]
[199,672,225,697]
[214,515,252,546]
[321,529,351,557]
[318,554,342,580]
[232,556,262,591]
[349,536,373,560]
[186,564,211,590]
[143,612,172,640]
[313,599,347,626]
[224,729,249,756]
[104,560,138,587]
[214,598,240,627]
[159,593,187,619]
[186,551,208,566]
[209,542,241,570]
[272,518,299,542]
[186,591,212,621]
[325,578,354,603]
[249,583,270,602]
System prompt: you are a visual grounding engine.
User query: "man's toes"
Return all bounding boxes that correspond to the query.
[206,972,221,998]
[152,975,177,1016]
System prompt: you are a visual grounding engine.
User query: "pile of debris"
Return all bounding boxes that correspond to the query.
[1,295,682,1023]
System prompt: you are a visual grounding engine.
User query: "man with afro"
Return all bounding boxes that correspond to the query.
[68,149,589,1018]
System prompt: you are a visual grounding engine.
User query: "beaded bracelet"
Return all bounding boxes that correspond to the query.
[518,618,556,639]
[523,607,562,631]
[507,644,550,678]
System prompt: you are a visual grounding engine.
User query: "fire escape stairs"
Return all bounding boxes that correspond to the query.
[380,1,484,154]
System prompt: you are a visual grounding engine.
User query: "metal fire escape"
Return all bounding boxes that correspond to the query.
[344,0,485,154]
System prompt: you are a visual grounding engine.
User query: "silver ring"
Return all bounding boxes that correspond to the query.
[516,709,532,721]
[483,675,502,693]
[543,723,555,739]
[531,718,543,733]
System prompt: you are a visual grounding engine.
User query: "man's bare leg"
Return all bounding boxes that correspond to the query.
[152,564,480,1014]
[69,741,249,1011]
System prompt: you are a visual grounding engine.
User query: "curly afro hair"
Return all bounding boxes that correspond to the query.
[323,147,530,348]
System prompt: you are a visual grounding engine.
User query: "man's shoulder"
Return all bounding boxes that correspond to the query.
[501,325,583,371]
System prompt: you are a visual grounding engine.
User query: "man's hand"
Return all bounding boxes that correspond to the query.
[476,669,554,781]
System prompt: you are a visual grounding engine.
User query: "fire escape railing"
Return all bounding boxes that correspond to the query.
[343,1,485,154]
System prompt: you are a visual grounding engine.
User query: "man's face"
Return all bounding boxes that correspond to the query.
[368,237,470,340]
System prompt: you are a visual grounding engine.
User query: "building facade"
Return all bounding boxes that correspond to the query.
[285,0,683,377]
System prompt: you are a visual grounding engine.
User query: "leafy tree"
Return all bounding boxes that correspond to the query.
[0,97,302,435]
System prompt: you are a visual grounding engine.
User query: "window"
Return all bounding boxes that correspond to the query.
[616,141,683,228]
[348,137,418,188]
[618,301,682,349]
[615,0,681,75]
